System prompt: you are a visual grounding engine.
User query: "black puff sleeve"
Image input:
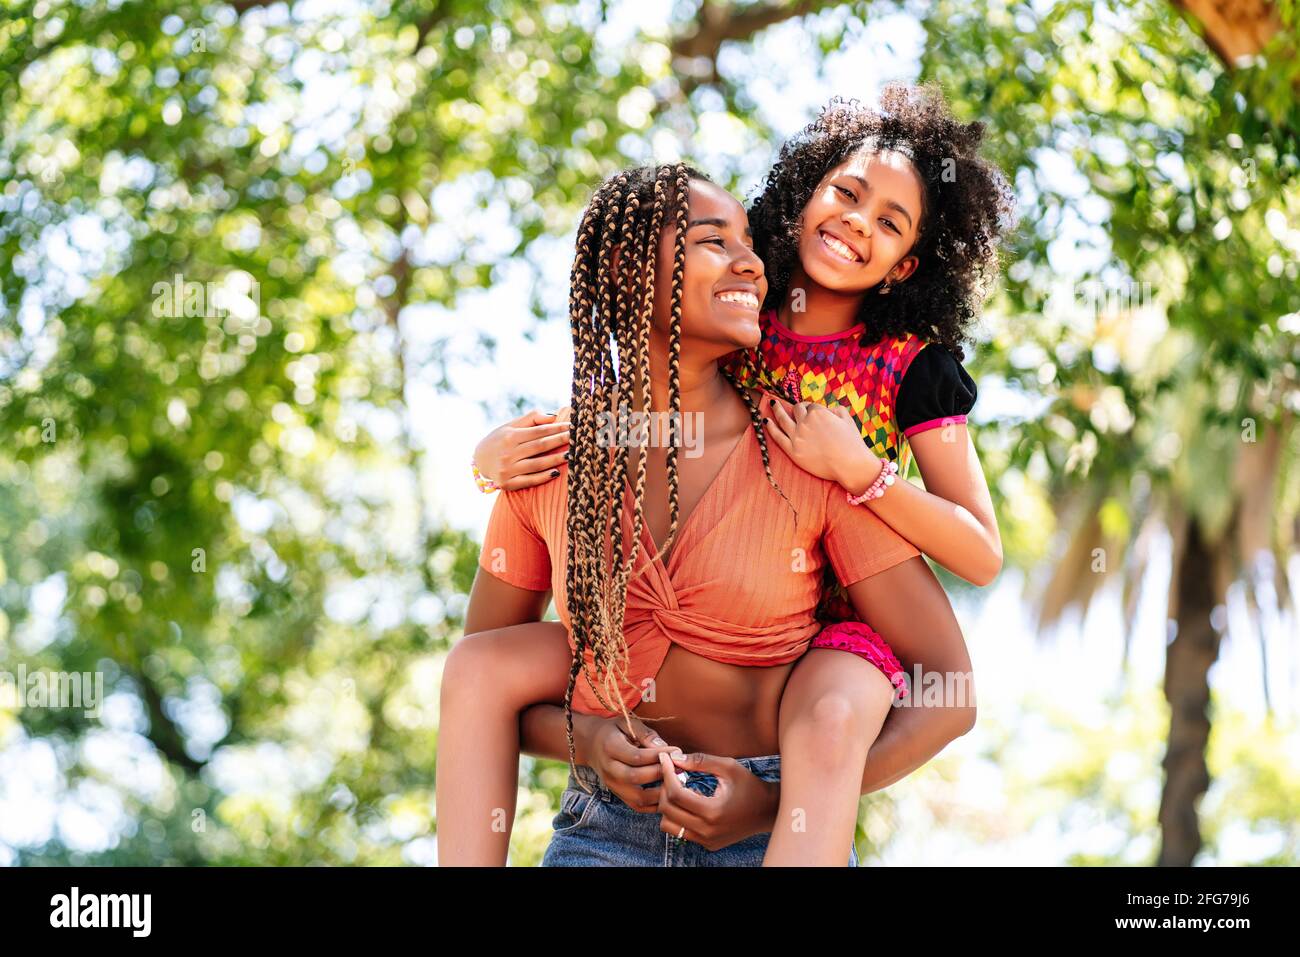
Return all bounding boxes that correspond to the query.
[894,344,978,437]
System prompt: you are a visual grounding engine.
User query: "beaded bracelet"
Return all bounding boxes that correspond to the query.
[472,461,500,493]
[846,459,898,505]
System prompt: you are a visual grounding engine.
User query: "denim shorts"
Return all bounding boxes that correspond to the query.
[540,753,859,867]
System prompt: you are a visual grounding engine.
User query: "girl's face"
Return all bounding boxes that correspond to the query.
[796,147,924,294]
[650,179,768,352]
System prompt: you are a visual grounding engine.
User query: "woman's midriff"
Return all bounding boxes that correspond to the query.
[630,642,797,758]
[597,407,800,757]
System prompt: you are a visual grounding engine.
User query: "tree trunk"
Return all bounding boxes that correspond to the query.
[1157,515,1221,865]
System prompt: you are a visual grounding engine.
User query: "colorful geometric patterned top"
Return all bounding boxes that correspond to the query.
[719,308,932,480]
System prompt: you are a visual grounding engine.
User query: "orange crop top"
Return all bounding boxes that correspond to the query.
[476,399,921,718]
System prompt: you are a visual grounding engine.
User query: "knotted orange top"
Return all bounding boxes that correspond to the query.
[476,394,920,717]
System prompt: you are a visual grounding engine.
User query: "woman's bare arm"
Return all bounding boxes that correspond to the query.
[463,565,550,635]
[463,566,600,762]
[844,554,977,793]
[519,703,604,765]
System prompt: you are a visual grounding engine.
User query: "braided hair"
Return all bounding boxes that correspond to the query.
[562,163,795,790]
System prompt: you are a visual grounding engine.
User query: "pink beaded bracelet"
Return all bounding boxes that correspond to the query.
[472,461,500,493]
[846,458,897,505]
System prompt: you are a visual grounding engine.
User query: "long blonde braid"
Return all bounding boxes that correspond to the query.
[561,164,795,790]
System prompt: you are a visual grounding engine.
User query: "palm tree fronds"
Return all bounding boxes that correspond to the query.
[1034,491,1121,638]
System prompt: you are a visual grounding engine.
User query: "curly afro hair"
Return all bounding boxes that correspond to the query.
[746,83,1016,361]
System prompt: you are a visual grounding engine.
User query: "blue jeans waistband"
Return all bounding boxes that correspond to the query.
[569,753,781,799]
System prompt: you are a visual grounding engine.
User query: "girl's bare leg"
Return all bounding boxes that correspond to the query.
[765,647,894,865]
[436,620,573,865]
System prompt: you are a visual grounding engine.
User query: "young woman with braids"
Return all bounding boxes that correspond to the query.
[479,84,1012,624]
[438,161,975,866]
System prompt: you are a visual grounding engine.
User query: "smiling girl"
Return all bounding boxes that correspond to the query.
[725,85,1015,676]
[462,85,1012,864]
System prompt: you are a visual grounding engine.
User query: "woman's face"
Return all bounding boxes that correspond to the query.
[649,179,767,352]
[796,147,923,293]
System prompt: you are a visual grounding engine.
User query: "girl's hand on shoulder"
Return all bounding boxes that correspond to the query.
[759,393,875,486]
[472,407,570,490]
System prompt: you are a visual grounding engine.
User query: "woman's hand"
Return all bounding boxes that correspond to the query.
[760,393,880,489]
[473,406,572,490]
[653,751,780,851]
[582,714,684,812]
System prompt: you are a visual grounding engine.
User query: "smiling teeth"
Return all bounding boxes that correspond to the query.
[718,291,759,307]
[822,232,860,262]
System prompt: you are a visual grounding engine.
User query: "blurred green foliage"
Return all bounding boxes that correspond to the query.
[0,0,1295,864]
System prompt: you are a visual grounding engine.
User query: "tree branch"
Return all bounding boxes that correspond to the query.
[379,208,440,599]
[670,0,847,60]
[413,2,449,52]
[229,0,445,52]
[135,670,207,777]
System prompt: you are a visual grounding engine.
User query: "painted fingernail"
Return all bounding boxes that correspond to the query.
[551,469,560,476]
[652,737,666,746]
[563,451,569,459]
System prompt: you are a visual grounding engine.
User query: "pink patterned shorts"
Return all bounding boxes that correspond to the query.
[809,621,909,700]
